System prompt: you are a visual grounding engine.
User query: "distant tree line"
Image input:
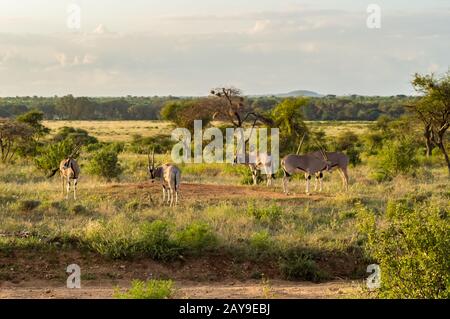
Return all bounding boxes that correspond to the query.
[0,94,413,121]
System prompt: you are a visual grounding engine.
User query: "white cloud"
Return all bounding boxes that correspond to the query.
[0,7,448,96]
[248,20,272,34]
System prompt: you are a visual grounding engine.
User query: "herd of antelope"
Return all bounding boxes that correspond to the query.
[49,142,349,207]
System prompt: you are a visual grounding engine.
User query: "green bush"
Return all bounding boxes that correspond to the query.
[114,279,174,299]
[249,230,273,253]
[247,203,282,225]
[139,220,181,261]
[370,139,418,181]
[175,222,217,253]
[53,126,98,145]
[16,200,40,212]
[83,217,138,259]
[128,134,175,154]
[279,251,328,282]
[86,147,122,181]
[357,201,449,298]
[35,139,80,173]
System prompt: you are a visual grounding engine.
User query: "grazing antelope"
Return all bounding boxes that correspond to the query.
[311,151,349,191]
[148,150,181,206]
[49,157,81,200]
[281,149,331,195]
[234,152,275,186]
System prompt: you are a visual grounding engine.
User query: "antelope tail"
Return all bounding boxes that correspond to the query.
[47,168,59,178]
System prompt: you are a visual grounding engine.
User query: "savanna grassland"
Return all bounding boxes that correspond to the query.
[1,120,448,299]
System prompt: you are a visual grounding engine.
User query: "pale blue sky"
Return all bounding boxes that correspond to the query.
[0,0,449,96]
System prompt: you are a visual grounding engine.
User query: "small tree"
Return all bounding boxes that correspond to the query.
[16,110,50,157]
[53,126,98,145]
[160,99,212,132]
[271,98,308,153]
[16,110,50,138]
[0,119,33,162]
[86,147,122,181]
[358,201,449,299]
[371,139,418,181]
[408,72,450,174]
[35,139,81,174]
[210,87,273,128]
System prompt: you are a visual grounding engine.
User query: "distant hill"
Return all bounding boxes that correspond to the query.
[275,90,323,98]
[250,90,323,98]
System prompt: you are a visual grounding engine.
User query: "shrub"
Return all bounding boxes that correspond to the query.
[114,279,174,299]
[71,204,88,215]
[279,251,327,282]
[139,220,181,261]
[247,203,282,225]
[86,147,122,181]
[83,217,138,259]
[357,201,449,298]
[175,222,217,253]
[35,139,80,173]
[249,230,274,254]
[128,134,174,154]
[370,139,418,181]
[16,200,40,212]
[53,126,98,145]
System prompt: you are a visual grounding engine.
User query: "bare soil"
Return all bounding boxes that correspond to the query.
[101,182,327,204]
[0,183,363,299]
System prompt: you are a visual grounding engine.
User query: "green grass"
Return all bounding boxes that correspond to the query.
[0,120,448,291]
[114,279,174,299]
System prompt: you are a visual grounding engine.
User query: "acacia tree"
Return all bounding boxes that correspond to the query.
[409,72,450,175]
[271,97,308,153]
[0,119,33,162]
[209,87,273,128]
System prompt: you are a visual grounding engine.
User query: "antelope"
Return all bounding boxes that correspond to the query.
[281,149,331,195]
[147,150,181,206]
[48,157,81,200]
[234,152,274,186]
[311,151,349,191]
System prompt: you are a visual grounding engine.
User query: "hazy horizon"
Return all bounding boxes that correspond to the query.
[1,0,449,97]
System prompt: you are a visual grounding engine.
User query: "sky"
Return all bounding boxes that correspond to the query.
[0,0,449,96]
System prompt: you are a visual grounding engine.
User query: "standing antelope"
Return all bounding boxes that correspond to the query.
[281,150,331,195]
[49,157,80,200]
[311,151,349,191]
[148,150,181,206]
[234,152,274,186]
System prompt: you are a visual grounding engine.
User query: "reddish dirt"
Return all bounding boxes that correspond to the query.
[0,250,364,299]
[0,280,363,299]
[101,182,327,203]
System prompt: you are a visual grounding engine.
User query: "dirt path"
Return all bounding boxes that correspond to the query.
[0,280,363,299]
[101,182,326,203]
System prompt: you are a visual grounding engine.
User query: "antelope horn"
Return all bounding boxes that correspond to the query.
[69,142,82,158]
[151,147,155,169]
[296,132,307,155]
[313,140,328,161]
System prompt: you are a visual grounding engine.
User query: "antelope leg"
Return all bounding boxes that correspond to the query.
[73,179,78,200]
[66,180,70,200]
[282,176,289,194]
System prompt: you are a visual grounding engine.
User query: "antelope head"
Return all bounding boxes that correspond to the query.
[318,147,332,171]
[147,148,159,181]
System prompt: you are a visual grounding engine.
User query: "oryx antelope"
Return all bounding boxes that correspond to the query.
[234,152,274,186]
[281,150,331,195]
[148,150,181,206]
[48,157,81,200]
[311,151,349,191]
